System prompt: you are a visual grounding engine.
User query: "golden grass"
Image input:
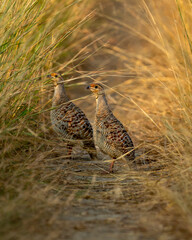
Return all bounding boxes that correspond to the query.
[1,0,192,239]
[99,0,192,236]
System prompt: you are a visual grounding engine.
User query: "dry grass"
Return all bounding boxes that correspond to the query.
[1,0,192,239]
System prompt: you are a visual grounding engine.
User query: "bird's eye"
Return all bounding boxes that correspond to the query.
[55,74,58,77]
[95,86,98,89]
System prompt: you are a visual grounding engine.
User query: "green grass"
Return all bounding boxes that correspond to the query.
[0,0,95,238]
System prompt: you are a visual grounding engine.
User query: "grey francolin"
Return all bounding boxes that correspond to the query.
[48,73,97,160]
[87,83,135,172]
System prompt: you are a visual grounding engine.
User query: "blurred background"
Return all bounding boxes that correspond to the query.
[1,0,192,239]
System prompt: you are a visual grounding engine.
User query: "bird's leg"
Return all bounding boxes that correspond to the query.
[83,140,97,160]
[66,143,73,159]
[88,151,97,160]
[109,158,115,173]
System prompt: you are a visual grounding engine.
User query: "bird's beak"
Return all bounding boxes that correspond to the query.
[47,74,51,78]
[86,85,90,89]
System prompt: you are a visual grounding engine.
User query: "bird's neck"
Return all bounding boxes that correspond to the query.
[52,83,69,106]
[95,94,111,117]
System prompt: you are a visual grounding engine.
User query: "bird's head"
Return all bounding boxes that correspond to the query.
[47,73,63,86]
[87,83,104,98]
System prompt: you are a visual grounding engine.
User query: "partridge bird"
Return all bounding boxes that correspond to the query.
[87,83,135,172]
[48,73,97,160]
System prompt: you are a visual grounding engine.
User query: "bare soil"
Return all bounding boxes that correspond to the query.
[46,152,185,240]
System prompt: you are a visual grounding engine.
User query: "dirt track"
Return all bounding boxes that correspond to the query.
[45,153,180,240]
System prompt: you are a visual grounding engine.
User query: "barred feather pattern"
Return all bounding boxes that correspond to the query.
[94,94,135,161]
[51,103,94,141]
[50,81,96,159]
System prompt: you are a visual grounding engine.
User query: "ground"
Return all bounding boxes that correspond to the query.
[41,149,186,240]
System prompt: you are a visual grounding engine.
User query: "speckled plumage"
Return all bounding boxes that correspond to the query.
[88,83,135,171]
[49,73,97,159]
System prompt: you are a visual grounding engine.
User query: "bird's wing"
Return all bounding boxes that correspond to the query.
[60,102,93,140]
[104,115,134,153]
